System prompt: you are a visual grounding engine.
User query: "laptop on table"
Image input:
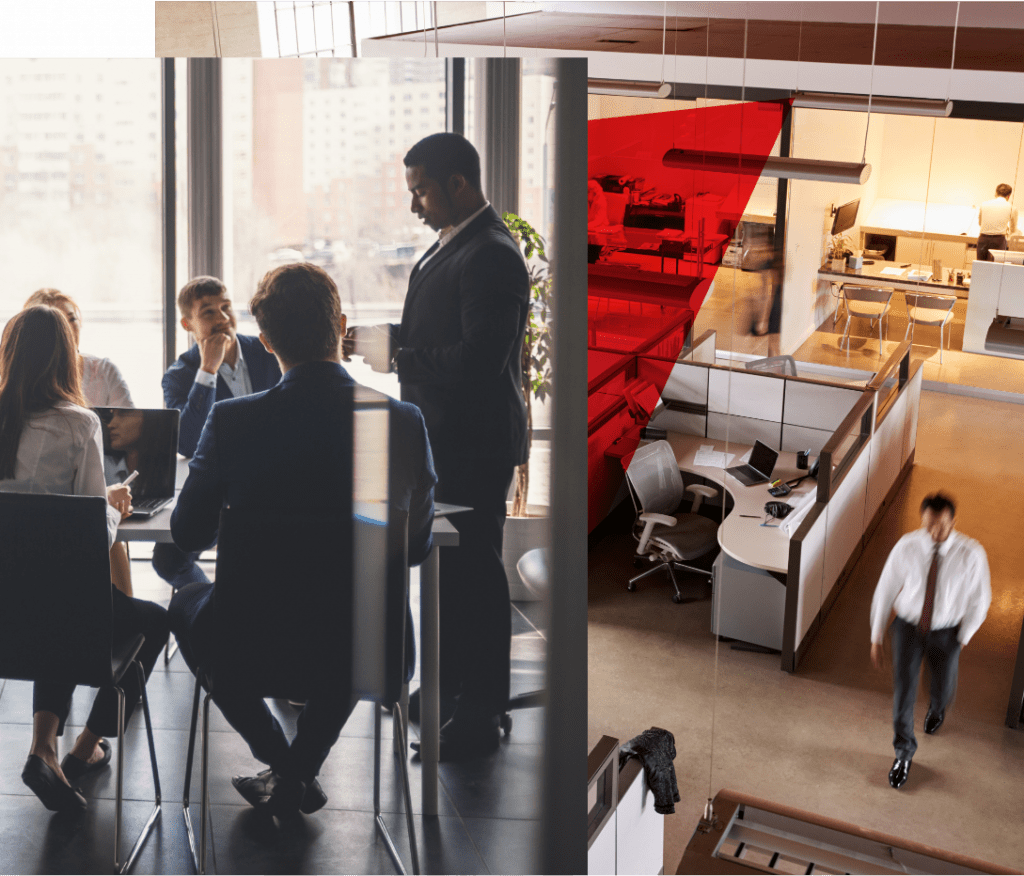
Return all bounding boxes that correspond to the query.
[95,408,180,519]
[725,439,779,487]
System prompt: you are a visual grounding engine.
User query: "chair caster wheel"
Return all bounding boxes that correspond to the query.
[672,593,683,604]
[500,713,512,736]
[627,582,636,592]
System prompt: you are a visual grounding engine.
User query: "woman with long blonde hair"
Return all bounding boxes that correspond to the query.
[0,306,168,812]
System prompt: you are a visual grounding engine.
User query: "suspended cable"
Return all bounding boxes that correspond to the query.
[947,1,960,103]
[210,1,222,57]
[862,1,880,164]
[434,1,439,57]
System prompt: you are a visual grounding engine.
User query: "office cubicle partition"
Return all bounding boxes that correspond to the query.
[783,345,922,672]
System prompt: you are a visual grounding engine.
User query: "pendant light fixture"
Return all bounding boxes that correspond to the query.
[662,148,872,185]
[792,92,952,117]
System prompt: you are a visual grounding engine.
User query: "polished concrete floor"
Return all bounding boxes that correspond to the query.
[0,554,546,874]
[589,389,1024,873]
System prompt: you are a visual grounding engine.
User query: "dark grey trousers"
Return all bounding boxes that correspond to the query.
[890,616,961,760]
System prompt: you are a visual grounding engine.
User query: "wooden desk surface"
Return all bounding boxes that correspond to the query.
[664,433,816,575]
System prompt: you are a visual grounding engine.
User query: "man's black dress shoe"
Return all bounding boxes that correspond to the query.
[411,715,501,762]
[60,738,112,783]
[231,769,305,817]
[888,758,911,789]
[406,688,458,727]
[21,756,88,812]
[300,778,327,814]
[924,708,945,734]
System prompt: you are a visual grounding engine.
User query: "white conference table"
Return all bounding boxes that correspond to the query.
[117,457,457,817]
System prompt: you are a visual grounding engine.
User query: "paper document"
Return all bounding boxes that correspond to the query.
[880,267,905,276]
[693,445,733,467]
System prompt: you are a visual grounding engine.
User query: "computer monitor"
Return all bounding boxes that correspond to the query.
[831,198,860,236]
[991,249,1024,265]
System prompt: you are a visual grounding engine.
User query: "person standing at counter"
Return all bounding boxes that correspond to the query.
[977,184,1018,261]
[869,493,991,790]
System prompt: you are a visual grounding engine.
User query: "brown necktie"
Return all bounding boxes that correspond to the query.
[919,545,940,633]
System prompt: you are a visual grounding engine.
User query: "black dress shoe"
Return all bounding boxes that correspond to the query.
[411,715,501,762]
[888,758,911,789]
[406,688,458,726]
[21,756,88,812]
[300,778,327,814]
[60,738,112,783]
[231,769,305,817]
[924,708,945,734]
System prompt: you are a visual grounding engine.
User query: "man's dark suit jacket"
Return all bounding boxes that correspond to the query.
[162,334,282,458]
[170,360,437,679]
[392,204,530,469]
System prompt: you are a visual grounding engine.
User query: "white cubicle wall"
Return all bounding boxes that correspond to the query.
[651,359,864,458]
[784,355,922,671]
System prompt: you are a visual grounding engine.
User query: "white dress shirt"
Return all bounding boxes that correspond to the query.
[417,201,491,269]
[81,353,134,408]
[193,342,252,398]
[0,402,120,548]
[870,528,991,645]
[978,196,1018,236]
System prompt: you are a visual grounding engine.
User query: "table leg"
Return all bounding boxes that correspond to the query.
[420,543,440,816]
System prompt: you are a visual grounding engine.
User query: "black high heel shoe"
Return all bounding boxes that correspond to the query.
[21,755,88,812]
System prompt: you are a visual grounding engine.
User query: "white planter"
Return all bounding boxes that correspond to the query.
[503,503,550,602]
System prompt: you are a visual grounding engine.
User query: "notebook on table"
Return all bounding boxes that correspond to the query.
[94,408,180,519]
[725,439,779,487]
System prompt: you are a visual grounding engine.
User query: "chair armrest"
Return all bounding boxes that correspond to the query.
[637,513,676,555]
[685,484,718,513]
[639,513,678,527]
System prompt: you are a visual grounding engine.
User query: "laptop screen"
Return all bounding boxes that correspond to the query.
[748,440,779,477]
[94,408,180,499]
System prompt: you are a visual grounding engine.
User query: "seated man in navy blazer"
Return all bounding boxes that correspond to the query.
[153,276,282,590]
[168,262,436,815]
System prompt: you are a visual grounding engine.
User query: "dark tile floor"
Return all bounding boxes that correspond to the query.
[0,552,546,874]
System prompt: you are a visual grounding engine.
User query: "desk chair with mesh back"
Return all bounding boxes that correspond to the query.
[745,355,798,376]
[0,493,161,874]
[625,441,720,604]
[904,292,957,363]
[840,285,893,351]
[182,507,418,875]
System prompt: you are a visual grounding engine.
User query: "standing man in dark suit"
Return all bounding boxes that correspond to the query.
[348,133,529,759]
[154,276,282,590]
[168,262,436,814]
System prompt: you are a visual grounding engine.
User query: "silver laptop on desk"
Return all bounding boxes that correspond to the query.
[725,440,779,487]
[95,408,180,519]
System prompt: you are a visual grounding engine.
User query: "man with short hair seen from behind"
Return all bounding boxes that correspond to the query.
[977,183,1018,261]
[168,262,436,816]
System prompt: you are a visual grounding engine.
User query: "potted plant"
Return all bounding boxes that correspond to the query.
[831,235,854,271]
[501,211,553,600]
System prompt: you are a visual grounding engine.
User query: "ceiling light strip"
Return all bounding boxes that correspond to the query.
[792,92,953,117]
[663,149,871,185]
[587,78,671,99]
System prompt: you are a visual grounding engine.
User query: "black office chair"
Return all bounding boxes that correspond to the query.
[0,493,161,874]
[182,507,419,875]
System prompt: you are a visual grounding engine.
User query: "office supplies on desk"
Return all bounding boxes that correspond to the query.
[768,483,792,497]
[693,445,732,468]
[725,440,778,486]
[881,267,905,276]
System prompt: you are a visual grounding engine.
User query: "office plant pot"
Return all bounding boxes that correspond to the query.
[503,503,550,602]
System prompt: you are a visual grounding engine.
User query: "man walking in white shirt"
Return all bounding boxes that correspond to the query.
[977,184,1018,261]
[870,493,991,789]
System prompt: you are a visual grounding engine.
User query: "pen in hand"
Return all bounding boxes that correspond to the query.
[121,470,139,487]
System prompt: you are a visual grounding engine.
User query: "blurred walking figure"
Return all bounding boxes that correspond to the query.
[739,222,782,355]
[869,493,991,790]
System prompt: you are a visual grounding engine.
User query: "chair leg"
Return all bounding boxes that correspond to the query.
[628,561,671,591]
[117,664,162,874]
[393,704,420,875]
[841,314,853,349]
[373,703,417,875]
[182,676,203,873]
[114,687,125,872]
[199,692,212,875]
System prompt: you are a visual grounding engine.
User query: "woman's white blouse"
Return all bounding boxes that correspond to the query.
[0,401,120,547]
